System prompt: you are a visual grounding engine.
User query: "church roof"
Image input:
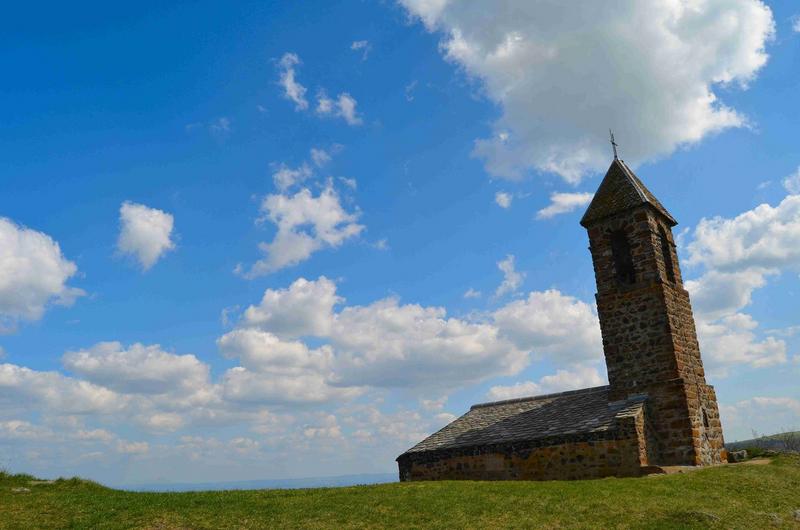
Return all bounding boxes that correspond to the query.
[399,386,646,456]
[580,159,677,227]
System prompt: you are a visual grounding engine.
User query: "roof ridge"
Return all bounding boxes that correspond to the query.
[470,385,610,410]
[617,160,648,202]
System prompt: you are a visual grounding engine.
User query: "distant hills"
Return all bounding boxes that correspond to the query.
[115,472,397,492]
[726,430,799,452]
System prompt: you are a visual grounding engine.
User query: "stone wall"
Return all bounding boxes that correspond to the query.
[399,409,649,482]
[585,205,726,466]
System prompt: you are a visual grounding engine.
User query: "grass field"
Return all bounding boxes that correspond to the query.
[2,456,799,529]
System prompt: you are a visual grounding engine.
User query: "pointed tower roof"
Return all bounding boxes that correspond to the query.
[580,159,677,227]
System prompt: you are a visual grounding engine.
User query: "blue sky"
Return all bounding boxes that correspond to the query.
[1,0,799,485]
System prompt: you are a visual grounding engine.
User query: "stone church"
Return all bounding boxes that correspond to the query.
[397,157,727,481]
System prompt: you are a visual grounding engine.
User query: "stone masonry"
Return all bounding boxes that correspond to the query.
[397,158,726,481]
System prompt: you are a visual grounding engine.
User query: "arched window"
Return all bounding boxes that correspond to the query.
[659,227,676,283]
[610,229,636,285]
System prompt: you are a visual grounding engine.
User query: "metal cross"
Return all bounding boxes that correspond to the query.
[609,130,619,160]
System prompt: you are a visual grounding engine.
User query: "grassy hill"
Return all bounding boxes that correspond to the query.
[2,456,799,529]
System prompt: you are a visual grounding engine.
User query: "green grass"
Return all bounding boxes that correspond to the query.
[2,456,799,529]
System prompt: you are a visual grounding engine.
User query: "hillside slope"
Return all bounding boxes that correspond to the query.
[2,456,799,529]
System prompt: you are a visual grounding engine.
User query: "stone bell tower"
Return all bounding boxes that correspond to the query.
[580,158,726,466]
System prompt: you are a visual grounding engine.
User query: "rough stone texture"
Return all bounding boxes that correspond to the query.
[397,159,726,481]
[728,450,748,463]
[587,195,726,466]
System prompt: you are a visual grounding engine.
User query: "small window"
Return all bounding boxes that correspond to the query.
[610,229,636,285]
[659,227,676,283]
[702,409,710,429]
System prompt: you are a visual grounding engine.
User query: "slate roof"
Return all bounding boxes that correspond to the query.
[400,386,647,456]
[580,159,677,227]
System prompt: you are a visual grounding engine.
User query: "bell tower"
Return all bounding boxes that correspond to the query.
[581,159,726,466]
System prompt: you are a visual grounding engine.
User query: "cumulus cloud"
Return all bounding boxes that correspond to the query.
[242,277,340,337]
[486,365,605,401]
[240,185,364,277]
[272,162,313,191]
[683,194,800,373]
[316,91,363,125]
[117,202,175,271]
[62,342,210,395]
[400,0,775,183]
[329,298,527,388]
[687,195,800,273]
[0,217,84,330]
[494,191,512,208]
[696,314,786,376]
[493,289,602,363]
[685,269,769,321]
[225,276,603,393]
[495,254,524,297]
[0,363,126,415]
[277,53,308,110]
[536,192,593,220]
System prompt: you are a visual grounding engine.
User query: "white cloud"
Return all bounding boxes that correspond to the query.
[493,289,602,363]
[218,329,335,376]
[230,276,602,391]
[720,396,800,441]
[685,269,769,321]
[62,342,209,395]
[242,277,340,337]
[330,298,527,388]
[310,147,332,167]
[696,313,786,376]
[536,192,593,220]
[683,194,800,374]
[0,218,84,330]
[400,0,774,183]
[303,414,343,439]
[350,40,372,60]
[405,80,418,102]
[277,53,308,110]
[487,365,605,401]
[783,166,800,194]
[0,363,126,415]
[687,195,800,273]
[495,191,512,208]
[117,202,175,271]
[241,185,364,277]
[74,428,115,443]
[792,15,800,33]
[140,413,185,433]
[0,420,54,441]
[495,254,524,297]
[272,162,313,191]
[316,91,363,125]
[117,440,149,454]
[220,366,356,405]
[463,288,481,299]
